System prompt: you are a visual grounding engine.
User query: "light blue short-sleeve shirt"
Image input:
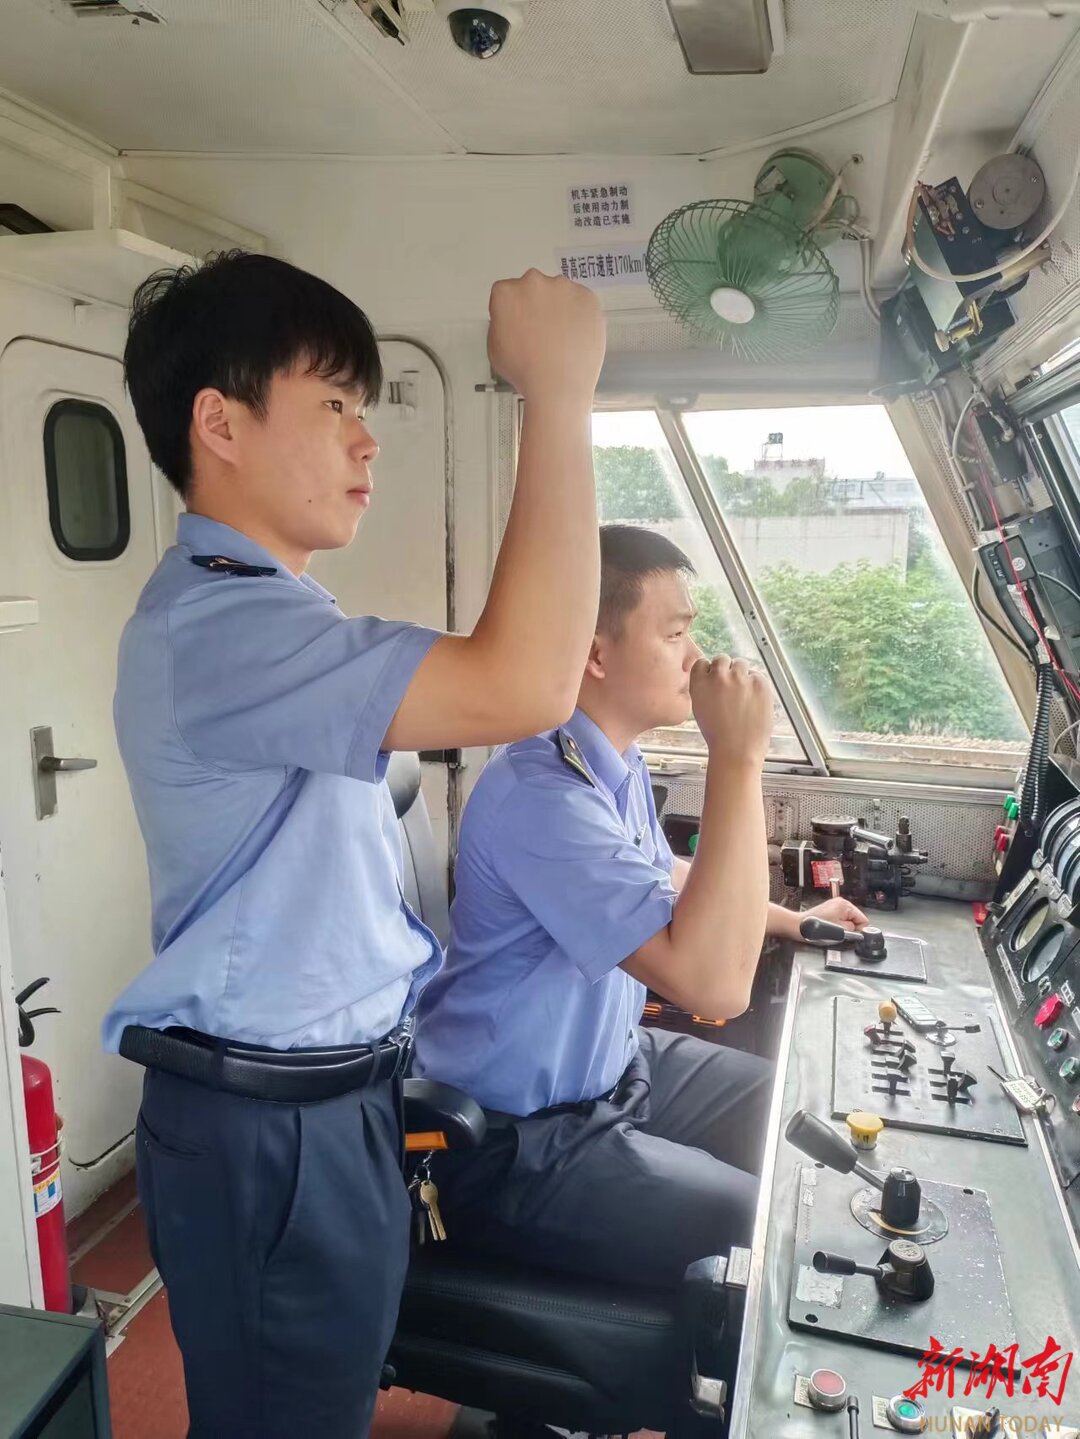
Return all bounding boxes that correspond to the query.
[413,709,676,1115]
[101,514,443,1052]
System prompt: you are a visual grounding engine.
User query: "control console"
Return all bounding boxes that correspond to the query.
[727,893,1080,1439]
[982,795,1080,1206]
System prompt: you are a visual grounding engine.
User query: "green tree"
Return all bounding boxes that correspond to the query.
[689,582,736,657]
[702,455,835,517]
[755,557,1025,741]
[594,446,680,521]
[594,441,1024,742]
[595,445,835,524]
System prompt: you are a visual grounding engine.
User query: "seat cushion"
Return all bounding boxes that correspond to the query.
[388,1245,687,1433]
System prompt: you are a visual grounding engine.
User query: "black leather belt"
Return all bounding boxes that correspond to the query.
[119,1024,412,1104]
[484,1078,624,1129]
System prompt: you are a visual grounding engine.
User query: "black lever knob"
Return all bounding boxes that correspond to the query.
[881,1168,921,1229]
[786,1110,859,1172]
[855,927,887,962]
[940,1050,956,1076]
[885,1069,904,1097]
[966,1411,1001,1439]
[786,1111,885,1190]
[812,1251,883,1281]
[895,1049,917,1076]
[800,916,848,947]
[815,1241,934,1301]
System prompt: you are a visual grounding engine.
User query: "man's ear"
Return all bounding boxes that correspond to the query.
[584,633,606,682]
[191,388,236,467]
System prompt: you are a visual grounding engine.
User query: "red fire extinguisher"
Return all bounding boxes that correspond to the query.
[17,978,72,1314]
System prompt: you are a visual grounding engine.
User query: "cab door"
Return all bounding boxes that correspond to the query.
[0,339,167,1257]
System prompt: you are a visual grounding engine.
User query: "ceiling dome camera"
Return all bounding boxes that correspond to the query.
[436,0,522,59]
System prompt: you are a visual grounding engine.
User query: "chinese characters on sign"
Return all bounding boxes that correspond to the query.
[568,183,634,231]
[556,244,649,291]
[903,1336,1073,1408]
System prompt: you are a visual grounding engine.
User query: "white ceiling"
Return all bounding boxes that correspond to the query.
[0,0,918,157]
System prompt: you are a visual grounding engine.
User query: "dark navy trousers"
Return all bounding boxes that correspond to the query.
[136,1067,410,1438]
[434,1026,775,1288]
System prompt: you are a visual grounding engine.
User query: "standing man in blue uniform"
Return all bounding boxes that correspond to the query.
[414,525,867,1287]
[102,251,605,1437]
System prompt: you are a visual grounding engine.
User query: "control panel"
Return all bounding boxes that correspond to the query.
[982,795,1080,1197]
[729,888,1080,1439]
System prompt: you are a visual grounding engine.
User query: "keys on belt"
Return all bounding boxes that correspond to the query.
[409,1158,447,1244]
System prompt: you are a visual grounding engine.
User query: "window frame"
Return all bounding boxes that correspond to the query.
[595,394,1025,791]
[43,397,130,563]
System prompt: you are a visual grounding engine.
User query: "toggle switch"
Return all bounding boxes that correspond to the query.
[946,1070,977,1104]
[1059,1057,1080,1083]
[1035,995,1065,1029]
[1048,1027,1070,1052]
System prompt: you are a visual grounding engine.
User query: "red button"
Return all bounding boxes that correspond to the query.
[972,902,989,927]
[994,827,1010,853]
[1035,995,1065,1029]
[811,1370,846,1396]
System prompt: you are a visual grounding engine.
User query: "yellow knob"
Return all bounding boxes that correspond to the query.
[878,1000,898,1024]
[847,1111,884,1149]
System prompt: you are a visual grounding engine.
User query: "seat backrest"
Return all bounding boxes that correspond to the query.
[386,751,450,948]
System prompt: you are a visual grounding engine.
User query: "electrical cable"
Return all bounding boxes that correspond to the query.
[946,386,1080,704]
[1038,571,1080,609]
[972,568,1030,659]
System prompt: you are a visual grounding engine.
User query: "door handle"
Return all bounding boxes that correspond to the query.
[38,755,98,773]
[31,726,98,820]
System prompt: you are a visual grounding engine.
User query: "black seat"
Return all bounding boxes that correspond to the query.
[385,752,739,1437]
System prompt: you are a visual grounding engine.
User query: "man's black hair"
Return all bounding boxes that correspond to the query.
[123,250,383,497]
[598,524,695,636]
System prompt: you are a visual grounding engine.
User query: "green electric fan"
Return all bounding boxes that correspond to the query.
[646,150,857,362]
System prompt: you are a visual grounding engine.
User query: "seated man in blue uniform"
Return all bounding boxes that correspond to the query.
[102,252,605,1438]
[414,524,867,1287]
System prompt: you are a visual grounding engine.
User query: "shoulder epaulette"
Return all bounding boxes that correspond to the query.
[190,554,277,578]
[557,729,595,788]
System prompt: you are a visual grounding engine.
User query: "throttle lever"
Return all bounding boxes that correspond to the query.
[813,1240,935,1300]
[799,917,887,962]
[800,917,848,946]
[785,1110,885,1191]
[813,1251,883,1280]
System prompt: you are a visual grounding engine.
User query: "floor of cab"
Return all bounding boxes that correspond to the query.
[67,1174,660,1438]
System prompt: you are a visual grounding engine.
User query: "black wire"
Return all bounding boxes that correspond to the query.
[1039,571,1080,609]
[971,568,1032,660]
[1021,663,1056,835]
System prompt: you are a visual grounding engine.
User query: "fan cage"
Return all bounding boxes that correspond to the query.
[646,198,840,363]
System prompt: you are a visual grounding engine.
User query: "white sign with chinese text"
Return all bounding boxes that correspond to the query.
[557,244,649,289]
[568,182,634,232]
